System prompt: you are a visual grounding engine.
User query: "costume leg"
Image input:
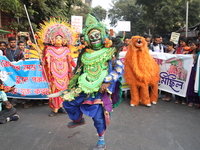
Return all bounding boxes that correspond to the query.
[130,85,140,106]
[49,97,64,113]
[0,107,17,124]
[140,84,151,106]
[92,104,106,149]
[92,104,106,136]
[63,93,85,122]
[149,83,159,104]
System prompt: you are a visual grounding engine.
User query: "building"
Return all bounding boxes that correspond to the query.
[176,23,200,38]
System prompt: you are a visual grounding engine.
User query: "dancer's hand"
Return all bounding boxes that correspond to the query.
[99,83,111,93]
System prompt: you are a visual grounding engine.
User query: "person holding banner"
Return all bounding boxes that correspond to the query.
[176,37,191,54]
[162,41,176,101]
[0,79,20,124]
[0,41,7,56]
[175,37,190,104]
[5,37,24,62]
[38,18,78,117]
[150,35,165,53]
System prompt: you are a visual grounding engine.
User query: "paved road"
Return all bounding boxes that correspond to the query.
[1,97,200,150]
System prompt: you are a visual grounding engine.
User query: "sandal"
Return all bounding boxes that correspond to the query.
[175,100,180,104]
[181,101,186,105]
[188,102,193,107]
[22,103,30,108]
[165,99,171,102]
[49,111,57,117]
[37,101,43,106]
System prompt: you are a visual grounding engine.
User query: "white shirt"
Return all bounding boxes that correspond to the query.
[0,50,3,56]
[0,91,8,111]
[152,44,164,53]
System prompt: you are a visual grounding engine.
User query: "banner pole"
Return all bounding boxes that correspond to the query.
[23,4,51,93]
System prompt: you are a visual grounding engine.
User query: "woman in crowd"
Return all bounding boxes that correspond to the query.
[162,41,176,101]
[187,41,200,107]
[175,37,190,104]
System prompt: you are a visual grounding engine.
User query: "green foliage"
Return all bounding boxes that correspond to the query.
[92,5,107,21]
[72,3,91,24]
[108,0,145,35]
[108,0,200,35]
[0,0,83,31]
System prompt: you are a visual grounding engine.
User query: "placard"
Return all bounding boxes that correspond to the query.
[118,21,131,32]
[170,32,180,44]
[71,16,83,33]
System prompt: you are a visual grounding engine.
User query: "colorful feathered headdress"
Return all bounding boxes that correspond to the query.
[37,17,78,46]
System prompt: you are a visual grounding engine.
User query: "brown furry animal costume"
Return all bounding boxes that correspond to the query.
[124,36,160,107]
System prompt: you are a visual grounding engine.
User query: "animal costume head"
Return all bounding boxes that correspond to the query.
[82,14,107,50]
[129,36,148,51]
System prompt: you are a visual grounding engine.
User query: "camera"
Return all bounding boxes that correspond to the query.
[20,32,28,36]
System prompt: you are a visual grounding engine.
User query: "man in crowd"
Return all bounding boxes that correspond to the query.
[0,79,20,124]
[5,37,24,62]
[150,35,165,53]
[18,41,25,52]
[122,37,130,51]
[80,34,85,45]
[0,41,7,55]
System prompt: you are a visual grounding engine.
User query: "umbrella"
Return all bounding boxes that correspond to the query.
[0,29,12,35]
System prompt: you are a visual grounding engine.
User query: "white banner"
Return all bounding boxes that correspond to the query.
[71,16,83,33]
[117,21,131,32]
[119,52,194,97]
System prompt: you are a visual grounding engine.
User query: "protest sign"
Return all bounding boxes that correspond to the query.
[118,21,131,32]
[71,16,83,33]
[170,32,180,44]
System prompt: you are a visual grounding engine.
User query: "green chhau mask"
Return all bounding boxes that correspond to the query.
[88,29,102,49]
[83,14,107,50]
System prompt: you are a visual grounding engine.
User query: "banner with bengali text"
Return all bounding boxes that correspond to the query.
[119,52,194,97]
[0,52,194,98]
[0,56,49,99]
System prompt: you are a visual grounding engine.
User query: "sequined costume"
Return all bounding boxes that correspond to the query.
[37,18,78,114]
[61,14,124,149]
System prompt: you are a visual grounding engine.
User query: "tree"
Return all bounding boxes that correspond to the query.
[0,0,83,31]
[92,5,107,21]
[136,0,200,35]
[72,3,92,24]
[108,0,146,35]
[108,0,200,35]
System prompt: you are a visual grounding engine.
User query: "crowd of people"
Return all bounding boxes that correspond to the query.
[122,32,200,109]
[0,30,200,124]
[1,14,200,149]
[1,31,200,124]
